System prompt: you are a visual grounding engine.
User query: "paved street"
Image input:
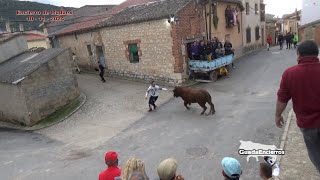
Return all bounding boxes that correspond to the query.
[0,46,297,180]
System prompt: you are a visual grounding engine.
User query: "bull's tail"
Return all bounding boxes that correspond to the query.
[206,91,215,115]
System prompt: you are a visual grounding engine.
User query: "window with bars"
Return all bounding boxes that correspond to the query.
[255,4,258,14]
[255,26,260,41]
[246,27,251,43]
[246,2,249,15]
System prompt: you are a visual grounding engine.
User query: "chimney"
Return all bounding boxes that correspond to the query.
[19,23,24,32]
[5,21,11,32]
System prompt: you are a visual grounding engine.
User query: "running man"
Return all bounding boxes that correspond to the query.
[145,81,167,112]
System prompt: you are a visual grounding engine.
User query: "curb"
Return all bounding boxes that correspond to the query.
[277,108,294,165]
[0,91,87,131]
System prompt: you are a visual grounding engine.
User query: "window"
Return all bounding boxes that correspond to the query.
[255,26,260,41]
[246,2,249,15]
[87,45,93,56]
[246,27,251,43]
[255,4,258,14]
[128,43,139,63]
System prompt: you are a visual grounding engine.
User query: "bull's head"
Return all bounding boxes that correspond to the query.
[173,86,180,98]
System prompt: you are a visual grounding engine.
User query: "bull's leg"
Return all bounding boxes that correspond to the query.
[184,101,190,110]
[198,102,207,115]
[207,100,216,115]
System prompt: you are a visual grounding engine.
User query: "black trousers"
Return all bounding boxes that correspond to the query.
[99,70,106,81]
[148,96,158,108]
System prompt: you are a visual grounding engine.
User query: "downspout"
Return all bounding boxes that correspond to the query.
[204,4,208,40]
[209,0,212,40]
[241,10,244,51]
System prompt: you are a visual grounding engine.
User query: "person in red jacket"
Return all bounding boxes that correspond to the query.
[267,35,272,51]
[275,40,320,173]
[99,151,122,180]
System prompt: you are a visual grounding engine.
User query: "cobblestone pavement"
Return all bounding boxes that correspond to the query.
[36,74,175,148]
[279,113,320,180]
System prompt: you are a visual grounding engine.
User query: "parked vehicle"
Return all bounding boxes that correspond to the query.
[189,54,234,82]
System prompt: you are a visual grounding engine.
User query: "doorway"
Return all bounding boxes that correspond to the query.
[96,45,106,68]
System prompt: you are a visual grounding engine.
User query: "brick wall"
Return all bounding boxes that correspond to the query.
[58,31,103,71]
[100,20,184,84]
[171,1,205,80]
[21,49,80,126]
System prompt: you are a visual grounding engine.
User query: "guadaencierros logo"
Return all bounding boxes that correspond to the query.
[238,140,285,163]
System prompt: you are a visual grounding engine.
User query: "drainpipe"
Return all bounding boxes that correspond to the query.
[209,0,212,40]
[204,4,208,40]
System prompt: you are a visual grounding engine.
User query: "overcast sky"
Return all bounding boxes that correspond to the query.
[20,0,302,17]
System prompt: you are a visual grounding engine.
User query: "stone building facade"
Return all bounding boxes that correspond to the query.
[0,44,79,126]
[299,20,320,46]
[98,0,204,84]
[203,0,244,57]
[282,10,301,34]
[58,31,104,71]
[241,0,266,50]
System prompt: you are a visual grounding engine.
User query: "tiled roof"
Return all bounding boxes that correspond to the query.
[53,12,113,36]
[0,32,21,45]
[108,0,158,14]
[24,33,46,41]
[0,48,67,84]
[98,0,192,28]
[53,0,157,36]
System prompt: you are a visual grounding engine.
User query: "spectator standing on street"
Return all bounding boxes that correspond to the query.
[157,158,184,180]
[275,40,320,173]
[145,80,167,112]
[98,61,106,83]
[267,35,272,51]
[99,151,122,180]
[72,53,81,73]
[278,33,284,50]
[293,32,299,49]
[285,32,292,49]
[121,158,149,180]
[221,157,242,180]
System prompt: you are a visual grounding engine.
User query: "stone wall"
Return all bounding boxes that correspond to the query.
[100,20,182,84]
[27,39,49,49]
[0,35,28,63]
[20,49,80,126]
[0,83,28,125]
[58,31,103,71]
[299,22,320,46]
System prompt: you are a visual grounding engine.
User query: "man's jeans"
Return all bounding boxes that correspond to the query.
[300,128,320,173]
